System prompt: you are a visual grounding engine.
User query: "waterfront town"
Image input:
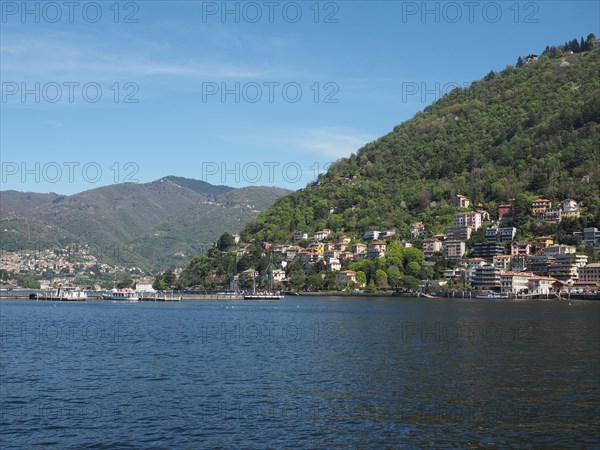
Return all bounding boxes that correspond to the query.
[1,195,599,296]
[0,244,149,291]
[230,194,599,296]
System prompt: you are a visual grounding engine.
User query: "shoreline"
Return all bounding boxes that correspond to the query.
[2,289,598,301]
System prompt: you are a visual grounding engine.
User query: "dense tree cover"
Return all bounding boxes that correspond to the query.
[153,269,177,290]
[541,33,598,59]
[178,39,600,291]
[242,43,599,243]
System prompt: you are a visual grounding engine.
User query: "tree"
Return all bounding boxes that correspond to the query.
[586,33,597,50]
[375,269,388,289]
[513,193,533,227]
[386,266,402,289]
[355,271,367,288]
[163,269,176,287]
[367,279,376,292]
[484,70,495,81]
[516,56,524,68]
[216,233,236,252]
[400,275,420,290]
[18,277,40,289]
[407,261,421,277]
[403,247,424,266]
[117,276,134,289]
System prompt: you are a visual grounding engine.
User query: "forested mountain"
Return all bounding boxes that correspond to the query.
[0,178,290,270]
[242,39,600,243]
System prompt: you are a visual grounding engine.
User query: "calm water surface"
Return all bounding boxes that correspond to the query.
[1,297,599,448]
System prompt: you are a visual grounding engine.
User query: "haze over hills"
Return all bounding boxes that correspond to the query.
[0,177,290,270]
[242,40,600,243]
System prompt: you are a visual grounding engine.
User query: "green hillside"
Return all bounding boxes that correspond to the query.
[243,41,600,243]
[0,178,290,271]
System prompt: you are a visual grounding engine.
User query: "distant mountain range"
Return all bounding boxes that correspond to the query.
[0,176,290,270]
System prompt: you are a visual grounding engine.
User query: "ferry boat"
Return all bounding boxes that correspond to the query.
[102,288,141,302]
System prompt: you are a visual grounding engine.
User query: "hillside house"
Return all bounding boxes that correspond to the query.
[544,208,562,224]
[525,54,538,63]
[452,194,470,209]
[382,230,397,239]
[442,240,466,261]
[308,242,325,254]
[543,244,576,257]
[337,270,359,286]
[511,242,531,256]
[492,255,512,270]
[447,226,473,242]
[497,204,513,220]
[293,232,308,242]
[272,269,286,283]
[338,235,352,244]
[561,199,580,219]
[532,199,552,217]
[352,243,367,255]
[313,229,332,241]
[422,238,443,258]
[326,257,342,271]
[363,231,381,240]
[367,242,387,259]
[486,227,517,242]
[453,212,482,230]
[409,222,426,239]
[535,236,554,254]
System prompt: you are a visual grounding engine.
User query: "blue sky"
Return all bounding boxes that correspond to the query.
[1,0,598,194]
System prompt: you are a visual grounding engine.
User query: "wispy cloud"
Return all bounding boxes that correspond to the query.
[0,31,269,80]
[294,127,375,158]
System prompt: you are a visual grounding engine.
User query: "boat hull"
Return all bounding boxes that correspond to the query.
[243,294,284,300]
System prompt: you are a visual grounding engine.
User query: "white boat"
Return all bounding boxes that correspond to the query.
[244,292,284,300]
[243,264,283,300]
[475,293,509,299]
[32,287,87,301]
[102,288,141,302]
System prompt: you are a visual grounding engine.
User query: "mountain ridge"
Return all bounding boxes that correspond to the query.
[0,177,291,270]
[242,43,600,244]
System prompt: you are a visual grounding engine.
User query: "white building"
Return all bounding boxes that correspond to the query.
[500,271,532,294]
[363,231,381,240]
[326,257,342,271]
[453,212,482,230]
[293,232,308,242]
[272,269,286,283]
[561,199,580,219]
[313,229,332,241]
[367,242,387,259]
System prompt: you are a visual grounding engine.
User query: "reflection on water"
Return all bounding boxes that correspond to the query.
[1,297,599,448]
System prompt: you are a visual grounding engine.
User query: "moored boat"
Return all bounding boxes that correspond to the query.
[475,293,509,299]
[244,292,284,300]
[30,287,88,301]
[102,288,141,302]
[243,264,283,300]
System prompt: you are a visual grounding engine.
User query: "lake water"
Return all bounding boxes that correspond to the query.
[1,297,599,448]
